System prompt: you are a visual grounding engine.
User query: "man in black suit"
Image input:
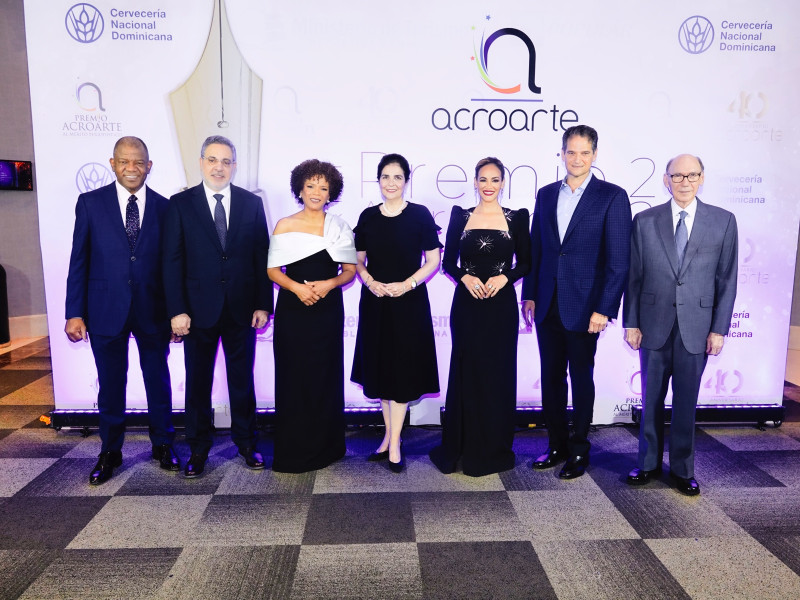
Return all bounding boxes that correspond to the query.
[163,135,272,478]
[522,125,632,479]
[65,136,178,485]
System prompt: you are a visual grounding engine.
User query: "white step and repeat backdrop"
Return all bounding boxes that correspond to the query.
[25,0,799,425]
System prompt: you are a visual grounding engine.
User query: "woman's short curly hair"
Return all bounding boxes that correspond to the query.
[290,159,344,204]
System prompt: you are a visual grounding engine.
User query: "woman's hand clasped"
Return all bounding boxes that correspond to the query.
[462,274,507,299]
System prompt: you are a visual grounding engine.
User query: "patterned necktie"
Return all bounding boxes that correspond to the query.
[214,193,227,249]
[675,210,688,268]
[125,195,139,252]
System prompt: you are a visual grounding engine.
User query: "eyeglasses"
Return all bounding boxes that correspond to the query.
[668,172,702,183]
[202,156,234,168]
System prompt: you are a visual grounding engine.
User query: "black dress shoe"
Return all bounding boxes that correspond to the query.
[670,472,700,496]
[89,450,122,486]
[389,456,405,473]
[367,449,389,462]
[558,455,589,479]
[238,447,265,470]
[627,467,662,486]
[152,444,180,472]
[184,453,207,478]
[531,447,568,470]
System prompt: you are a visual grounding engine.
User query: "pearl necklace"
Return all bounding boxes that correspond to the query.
[381,201,407,217]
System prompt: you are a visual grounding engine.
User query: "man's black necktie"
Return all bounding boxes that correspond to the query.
[214,193,227,249]
[125,195,139,252]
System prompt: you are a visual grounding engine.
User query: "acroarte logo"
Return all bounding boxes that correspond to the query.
[728,91,767,120]
[66,3,104,44]
[431,15,578,133]
[76,82,105,112]
[678,16,714,54]
[76,163,113,193]
[473,26,541,94]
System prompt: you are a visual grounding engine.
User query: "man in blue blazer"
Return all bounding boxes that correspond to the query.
[624,154,738,495]
[522,125,632,478]
[65,136,177,485]
[163,135,272,478]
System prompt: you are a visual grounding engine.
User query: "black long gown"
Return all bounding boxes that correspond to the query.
[272,250,346,473]
[350,203,441,402]
[430,206,531,477]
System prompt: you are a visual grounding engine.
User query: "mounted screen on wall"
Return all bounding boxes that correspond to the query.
[0,160,34,191]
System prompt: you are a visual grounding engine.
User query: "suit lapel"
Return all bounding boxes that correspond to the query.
[679,198,707,276]
[541,185,561,247]
[227,186,243,248]
[562,175,595,244]
[656,202,681,277]
[103,184,130,250]
[189,184,224,252]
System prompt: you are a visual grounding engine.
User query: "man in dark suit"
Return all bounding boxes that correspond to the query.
[522,125,632,479]
[163,135,271,478]
[65,136,178,485]
[623,154,737,495]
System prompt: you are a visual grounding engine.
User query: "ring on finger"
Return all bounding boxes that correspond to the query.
[474,284,480,290]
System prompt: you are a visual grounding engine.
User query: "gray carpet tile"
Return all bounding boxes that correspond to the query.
[290,542,422,600]
[216,463,316,495]
[302,492,416,545]
[608,488,747,539]
[418,541,556,600]
[155,545,300,600]
[0,550,59,599]
[707,487,800,535]
[0,496,110,549]
[536,538,690,600]
[647,536,800,600]
[500,455,606,491]
[62,431,165,459]
[0,429,84,458]
[15,457,142,497]
[189,495,311,546]
[752,534,800,578]
[508,489,639,543]
[0,375,53,406]
[67,495,212,549]
[693,448,789,488]
[738,450,800,488]
[702,425,800,451]
[585,424,641,454]
[0,405,53,429]
[411,491,528,543]
[0,458,59,496]
[19,548,181,600]
[313,454,506,494]
[116,454,231,496]
[0,372,51,400]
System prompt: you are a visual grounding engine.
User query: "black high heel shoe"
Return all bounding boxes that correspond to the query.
[389,455,405,473]
[367,440,402,462]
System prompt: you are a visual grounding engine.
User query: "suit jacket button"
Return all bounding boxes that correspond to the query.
[128,280,132,285]
[222,256,228,261]
[221,279,226,284]
[677,281,682,285]
[130,256,136,261]
[672,302,676,307]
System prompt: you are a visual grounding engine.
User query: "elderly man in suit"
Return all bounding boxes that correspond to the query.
[163,135,272,478]
[522,125,632,479]
[65,136,177,485]
[624,154,737,495]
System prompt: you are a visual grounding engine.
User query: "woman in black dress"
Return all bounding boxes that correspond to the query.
[267,160,357,473]
[351,153,441,472]
[429,157,531,477]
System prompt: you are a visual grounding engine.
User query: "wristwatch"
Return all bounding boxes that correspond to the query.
[409,277,417,289]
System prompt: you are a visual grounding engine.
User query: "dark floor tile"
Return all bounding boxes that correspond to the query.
[752,533,800,577]
[709,488,800,535]
[302,492,415,545]
[0,496,109,549]
[0,429,15,443]
[0,549,60,599]
[0,356,53,371]
[418,541,555,600]
[0,429,84,458]
[0,372,51,399]
[21,548,181,599]
[0,405,53,429]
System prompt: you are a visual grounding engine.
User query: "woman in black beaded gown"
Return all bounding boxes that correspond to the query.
[351,153,441,472]
[429,157,531,477]
[267,160,357,473]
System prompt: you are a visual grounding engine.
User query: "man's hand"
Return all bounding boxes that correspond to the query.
[521,300,535,328]
[65,318,88,342]
[706,332,724,356]
[625,328,642,351]
[588,312,609,334]
[251,310,269,329]
[171,313,191,337]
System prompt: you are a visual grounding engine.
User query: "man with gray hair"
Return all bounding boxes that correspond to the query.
[623,153,738,495]
[163,135,272,478]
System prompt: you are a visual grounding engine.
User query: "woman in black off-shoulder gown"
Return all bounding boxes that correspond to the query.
[430,157,531,477]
